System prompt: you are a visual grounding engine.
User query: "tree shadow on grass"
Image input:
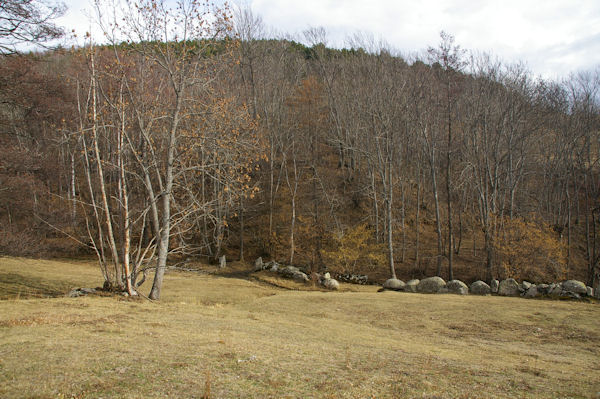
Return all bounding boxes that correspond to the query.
[0,272,80,299]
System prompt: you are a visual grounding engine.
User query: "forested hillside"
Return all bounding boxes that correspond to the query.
[1,2,599,297]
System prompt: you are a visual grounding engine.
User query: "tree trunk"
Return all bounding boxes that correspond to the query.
[414,168,421,269]
[372,169,379,243]
[268,138,275,238]
[401,181,406,263]
[149,91,183,300]
[446,106,454,281]
[387,162,396,279]
[290,191,296,265]
[430,154,443,276]
[287,157,299,265]
[566,183,571,278]
[239,198,245,261]
[118,96,135,296]
[70,152,76,225]
[91,52,122,289]
[484,229,493,282]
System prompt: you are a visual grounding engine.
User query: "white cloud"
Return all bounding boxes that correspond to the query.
[53,0,600,78]
[55,0,104,45]
[249,0,600,78]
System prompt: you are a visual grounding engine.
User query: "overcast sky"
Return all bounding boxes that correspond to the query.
[58,0,600,80]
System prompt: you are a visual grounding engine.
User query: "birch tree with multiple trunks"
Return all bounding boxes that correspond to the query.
[72,0,261,299]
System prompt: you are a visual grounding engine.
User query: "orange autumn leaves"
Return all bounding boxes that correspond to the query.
[494,216,567,282]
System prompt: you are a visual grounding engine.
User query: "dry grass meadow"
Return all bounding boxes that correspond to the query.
[1,256,599,398]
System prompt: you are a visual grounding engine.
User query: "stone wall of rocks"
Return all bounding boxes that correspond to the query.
[381,276,598,300]
[336,274,368,285]
[253,258,340,290]
[253,258,598,300]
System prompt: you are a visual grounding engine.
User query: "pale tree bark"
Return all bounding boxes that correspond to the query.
[428,31,466,281]
[283,151,301,265]
[90,51,122,289]
[92,0,236,299]
[150,92,183,300]
[117,84,135,295]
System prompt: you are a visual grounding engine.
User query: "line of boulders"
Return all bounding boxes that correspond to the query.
[382,276,597,300]
[253,258,340,290]
[336,273,369,285]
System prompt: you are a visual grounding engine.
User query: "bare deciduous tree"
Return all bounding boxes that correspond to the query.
[0,0,65,55]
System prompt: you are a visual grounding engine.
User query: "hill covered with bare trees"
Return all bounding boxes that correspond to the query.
[1,1,599,297]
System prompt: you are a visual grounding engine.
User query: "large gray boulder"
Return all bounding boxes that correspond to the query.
[383,278,405,291]
[498,278,520,297]
[524,286,539,298]
[254,257,264,271]
[263,260,280,272]
[548,283,562,296]
[490,279,499,293]
[446,280,468,295]
[405,279,419,293]
[587,286,594,297]
[563,291,581,300]
[562,280,587,295]
[279,265,300,278]
[322,278,340,291]
[418,277,447,294]
[292,271,309,283]
[536,284,550,295]
[520,281,532,292]
[470,280,491,295]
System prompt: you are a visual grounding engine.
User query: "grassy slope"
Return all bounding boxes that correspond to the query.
[0,257,599,398]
